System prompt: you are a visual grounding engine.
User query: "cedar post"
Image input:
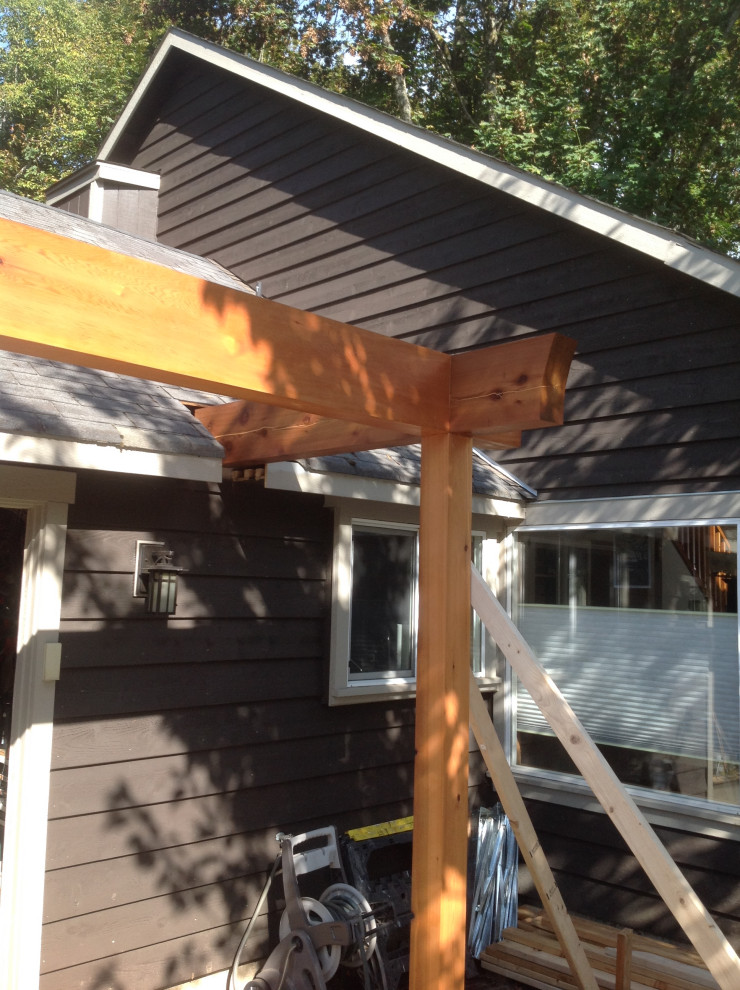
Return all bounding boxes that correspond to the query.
[410,433,473,990]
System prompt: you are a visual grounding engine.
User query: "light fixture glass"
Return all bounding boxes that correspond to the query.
[134,541,183,615]
[146,552,181,614]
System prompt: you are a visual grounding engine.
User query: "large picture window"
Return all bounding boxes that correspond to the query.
[514,524,739,808]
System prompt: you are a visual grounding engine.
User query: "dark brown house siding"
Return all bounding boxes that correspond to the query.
[520,800,740,950]
[51,186,90,218]
[43,471,454,989]
[112,60,740,503]
[99,183,158,240]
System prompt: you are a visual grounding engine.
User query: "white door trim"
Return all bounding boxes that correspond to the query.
[0,467,74,990]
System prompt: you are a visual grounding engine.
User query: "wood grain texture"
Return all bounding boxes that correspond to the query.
[450,333,576,434]
[196,399,420,465]
[0,216,451,430]
[410,433,472,990]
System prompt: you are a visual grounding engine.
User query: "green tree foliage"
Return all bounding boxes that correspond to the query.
[474,1,740,254]
[0,0,152,197]
[1,0,737,253]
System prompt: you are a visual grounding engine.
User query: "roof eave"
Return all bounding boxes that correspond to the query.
[0,432,224,482]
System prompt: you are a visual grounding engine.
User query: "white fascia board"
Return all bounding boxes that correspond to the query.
[265,459,421,505]
[99,30,740,300]
[0,434,223,482]
[264,459,525,518]
[519,490,740,530]
[95,162,161,188]
[45,162,160,205]
[44,164,97,204]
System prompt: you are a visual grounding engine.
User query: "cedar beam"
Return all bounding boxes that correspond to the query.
[194,401,420,465]
[0,216,574,439]
[0,217,450,433]
[473,433,522,452]
[195,400,524,466]
[450,333,576,434]
[410,433,472,990]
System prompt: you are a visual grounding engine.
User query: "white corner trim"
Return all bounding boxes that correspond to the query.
[0,433,223,482]
[0,500,68,990]
[88,178,104,223]
[264,460,524,518]
[100,30,740,300]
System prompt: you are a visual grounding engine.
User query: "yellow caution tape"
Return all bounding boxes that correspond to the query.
[345,816,414,841]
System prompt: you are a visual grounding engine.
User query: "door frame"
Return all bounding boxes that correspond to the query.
[0,466,75,990]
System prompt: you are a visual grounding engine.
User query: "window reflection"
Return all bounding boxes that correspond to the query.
[516,525,739,806]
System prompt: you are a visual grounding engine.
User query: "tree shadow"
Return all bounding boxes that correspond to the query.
[43,471,431,989]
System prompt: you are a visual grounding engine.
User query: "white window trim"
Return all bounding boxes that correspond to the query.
[327,498,502,705]
[0,466,74,990]
[504,491,740,838]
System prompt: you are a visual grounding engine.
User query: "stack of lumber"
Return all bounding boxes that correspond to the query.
[480,905,720,990]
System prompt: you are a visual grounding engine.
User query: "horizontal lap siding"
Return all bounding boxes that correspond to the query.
[503,290,740,497]
[519,800,740,950]
[123,73,740,500]
[108,60,740,976]
[42,473,421,990]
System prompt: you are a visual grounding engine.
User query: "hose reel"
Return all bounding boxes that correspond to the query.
[232,828,382,990]
[277,884,377,981]
[319,884,377,970]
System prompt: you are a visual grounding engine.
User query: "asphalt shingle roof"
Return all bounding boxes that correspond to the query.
[0,191,242,462]
[0,350,225,458]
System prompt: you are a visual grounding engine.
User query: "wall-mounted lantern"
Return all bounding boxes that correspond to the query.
[134,541,184,615]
